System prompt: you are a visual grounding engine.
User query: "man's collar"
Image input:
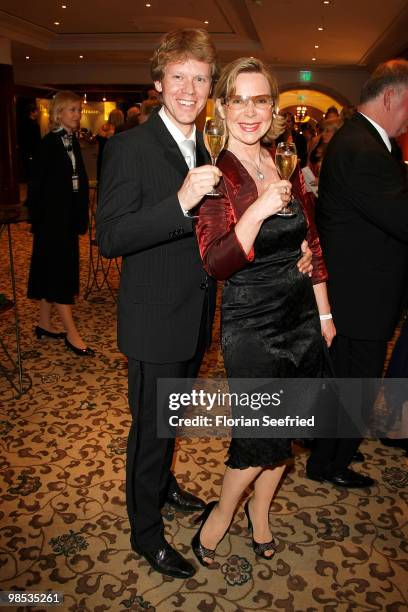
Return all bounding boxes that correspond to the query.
[158,107,196,144]
[358,112,392,152]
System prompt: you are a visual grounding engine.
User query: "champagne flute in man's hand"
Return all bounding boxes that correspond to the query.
[275,141,297,217]
[203,117,226,197]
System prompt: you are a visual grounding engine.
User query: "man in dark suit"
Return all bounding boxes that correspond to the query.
[96,29,222,579]
[307,59,408,488]
[21,103,41,181]
[115,106,140,133]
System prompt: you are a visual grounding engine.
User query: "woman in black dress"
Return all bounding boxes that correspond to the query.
[192,58,335,565]
[27,90,94,356]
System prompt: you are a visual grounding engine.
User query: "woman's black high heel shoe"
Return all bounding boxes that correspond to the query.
[35,326,66,340]
[244,499,278,559]
[65,337,95,357]
[191,500,218,567]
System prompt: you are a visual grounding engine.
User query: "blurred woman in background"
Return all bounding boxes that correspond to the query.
[27,90,94,356]
[308,118,341,180]
[96,108,124,180]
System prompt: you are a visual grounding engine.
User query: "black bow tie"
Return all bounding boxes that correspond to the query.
[58,129,73,151]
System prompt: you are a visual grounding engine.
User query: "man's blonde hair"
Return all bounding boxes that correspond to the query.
[151,28,218,82]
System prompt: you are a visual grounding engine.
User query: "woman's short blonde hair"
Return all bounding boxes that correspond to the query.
[214,57,284,141]
[49,90,81,129]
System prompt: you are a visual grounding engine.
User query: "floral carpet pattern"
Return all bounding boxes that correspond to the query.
[0,221,407,612]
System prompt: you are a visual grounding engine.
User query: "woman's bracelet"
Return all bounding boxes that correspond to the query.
[319,313,333,320]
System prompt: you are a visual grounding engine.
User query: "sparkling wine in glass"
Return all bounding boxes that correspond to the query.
[275,141,297,217]
[203,117,226,197]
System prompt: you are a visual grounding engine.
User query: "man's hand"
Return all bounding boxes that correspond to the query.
[297,240,313,276]
[178,165,222,211]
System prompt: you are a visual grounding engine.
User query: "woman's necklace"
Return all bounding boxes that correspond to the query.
[234,151,265,180]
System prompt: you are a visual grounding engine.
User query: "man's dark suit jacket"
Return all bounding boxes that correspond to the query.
[316,112,408,341]
[96,112,215,363]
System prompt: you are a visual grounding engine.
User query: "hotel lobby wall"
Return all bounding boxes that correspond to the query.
[13,64,370,107]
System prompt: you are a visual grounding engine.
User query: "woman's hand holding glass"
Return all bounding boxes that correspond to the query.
[251,179,292,222]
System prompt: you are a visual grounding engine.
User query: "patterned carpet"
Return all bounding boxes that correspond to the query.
[0,220,407,612]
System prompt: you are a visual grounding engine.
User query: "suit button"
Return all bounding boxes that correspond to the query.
[200,281,207,290]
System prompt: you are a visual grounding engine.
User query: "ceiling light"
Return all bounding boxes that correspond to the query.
[318,26,324,31]
[145,2,151,6]
[54,21,60,25]
[323,1,330,4]
[204,20,209,24]
[79,55,84,59]
[25,55,30,60]
[314,45,319,48]
[102,96,106,102]
[312,58,316,61]
[61,4,67,7]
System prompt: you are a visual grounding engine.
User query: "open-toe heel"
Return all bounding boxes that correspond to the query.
[191,501,218,567]
[244,499,278,560]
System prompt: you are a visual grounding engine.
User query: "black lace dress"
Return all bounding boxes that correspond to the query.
[197,150,326,469]
[222,199,322,467]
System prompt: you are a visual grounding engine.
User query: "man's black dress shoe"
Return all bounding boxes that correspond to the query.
[166,487,205,512]
[351,451,364,463]
[307,467,374,488]
[130,535,196,579]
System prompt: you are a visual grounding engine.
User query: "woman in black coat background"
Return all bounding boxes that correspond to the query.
[27,90,94,356]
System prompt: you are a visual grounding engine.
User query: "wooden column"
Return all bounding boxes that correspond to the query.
[0,37,19,206]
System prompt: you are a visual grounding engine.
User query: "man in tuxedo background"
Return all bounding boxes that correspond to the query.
[307,59,408,488]
[96,28,221,579]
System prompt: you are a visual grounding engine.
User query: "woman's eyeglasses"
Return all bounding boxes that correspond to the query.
[223,95,274,110]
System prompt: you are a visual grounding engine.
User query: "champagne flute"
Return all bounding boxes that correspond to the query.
[275,141,298,217]
[203,117,226,197]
